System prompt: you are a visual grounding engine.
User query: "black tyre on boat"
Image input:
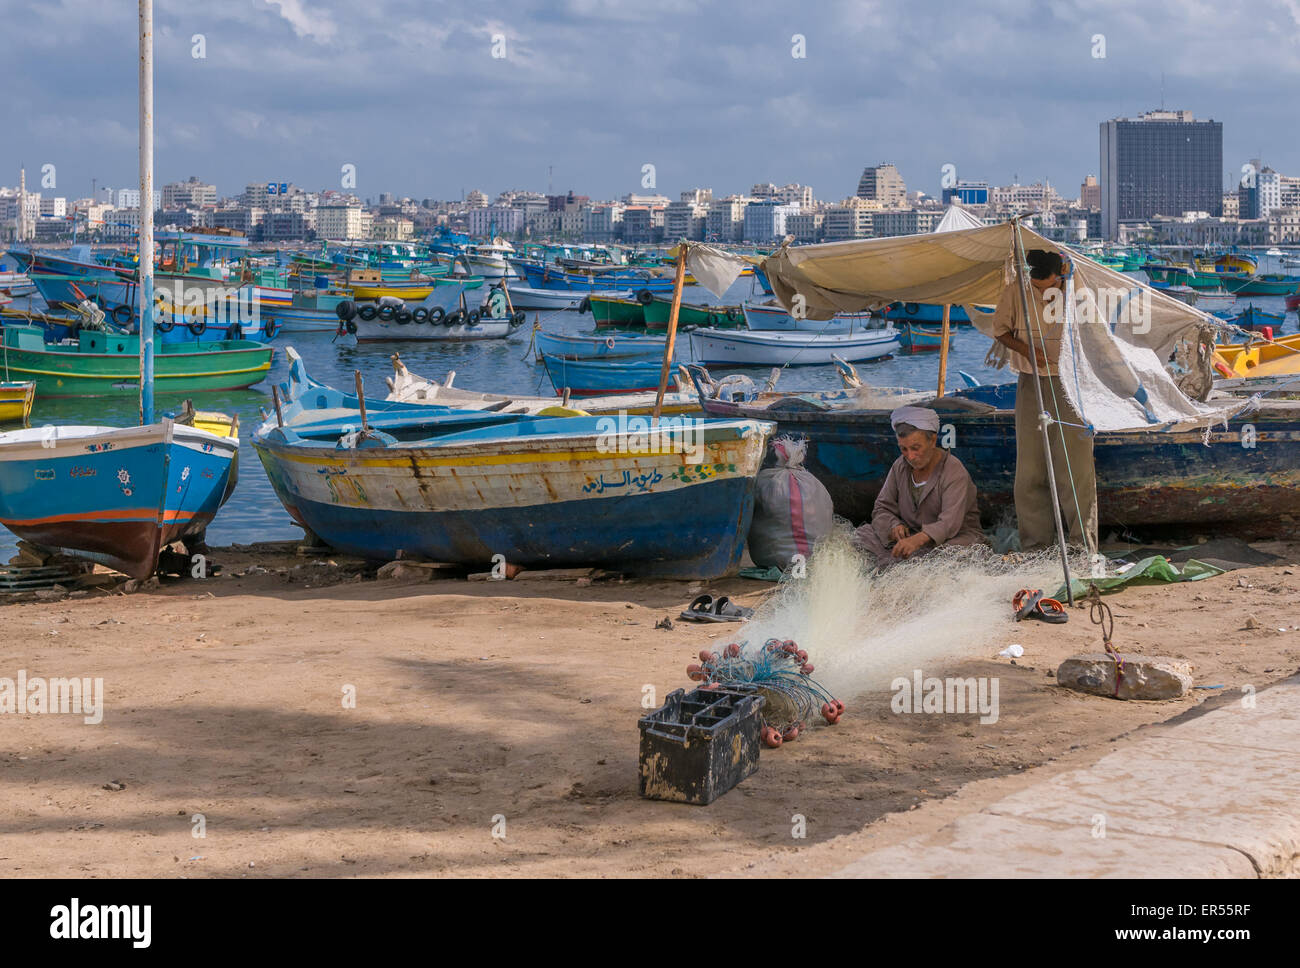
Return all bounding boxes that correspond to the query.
[636,289,654,305]
[357,304,378,321]
[412,307,429,323]
[428,306,446,324]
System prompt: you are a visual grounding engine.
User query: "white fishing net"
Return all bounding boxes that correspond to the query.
[734,525,1089,699]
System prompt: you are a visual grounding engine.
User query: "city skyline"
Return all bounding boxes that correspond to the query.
[3,0,1299,203]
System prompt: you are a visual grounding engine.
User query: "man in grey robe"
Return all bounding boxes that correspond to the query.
[853,406,987,567]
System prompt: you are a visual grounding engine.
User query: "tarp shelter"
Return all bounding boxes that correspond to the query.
[761,221,1239,433]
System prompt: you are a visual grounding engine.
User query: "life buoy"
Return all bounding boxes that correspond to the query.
[428,306,446,324]
[636,289,654,306]
[188,318,207,336]
[357,304,378,320]
[412,307,429,323]
[604,336,616,349]
[111,304,132,326]
[262,317,280,339]
[378,304,396,321]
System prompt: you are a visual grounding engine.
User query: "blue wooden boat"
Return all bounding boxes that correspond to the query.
[514,261,679,292]
[534,330,666,361]
[0,414,239,578]
[251,354,774,579]
[1231,304,1286,332]
[881,302,972,324]
[692,373,1300,527]
[540,352,668,395]
[895,321,950,353]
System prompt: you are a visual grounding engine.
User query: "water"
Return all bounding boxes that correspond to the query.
[2,264,1296,560]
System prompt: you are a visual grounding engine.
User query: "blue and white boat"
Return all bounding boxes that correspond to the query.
[534,330,666,361]
[688,325,900,366]
[540,353,668,395]
[879,302,973,324]
[252,353,773,579]
[742,300,862,332]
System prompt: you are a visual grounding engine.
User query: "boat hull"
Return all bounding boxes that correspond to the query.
[688,327,899,366]
[0,421,239,578]
[0,382,35,422]
[541,354,666,394]
[353,319,511,342]
[742,302,862,332]
[253,419,772,579]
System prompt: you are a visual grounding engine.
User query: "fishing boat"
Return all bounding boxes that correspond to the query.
[691,370,1300,527]
[514,261,680,292]
[1196,291,1237,313]
[895,321,949,353]
[462,240,518,281]
[742,301,863,332]
[879,302,973,324]
[0,381,35,423]
[1282,256,1300,268]
[540,353,667,395]
[1230,305,1286,333]
[252,355,773,579]
[534,330,666,361]
[1148,283,1198,306]
[643,295,744,330]
[0,3,241,580]
[1233,274,1300,296]
[1214,333,1300,379]
[0,325,273,397]
[507,286,630,311]
[386,356,700,416]
[352,315,515,343]
[587,292,647,328]
[688,326,900,366]
[0,268,36,297]
[1286,293,1300,312]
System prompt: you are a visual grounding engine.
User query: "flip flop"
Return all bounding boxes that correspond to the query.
[1031,597,1069,624]
[1013,588,1044,622]
[679,594,715,622]
[711,596,753,621]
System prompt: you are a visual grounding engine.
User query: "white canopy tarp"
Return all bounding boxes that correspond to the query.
[933,205,986,234]
[761,221,1237,432]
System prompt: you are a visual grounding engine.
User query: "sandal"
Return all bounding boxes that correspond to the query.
[1032,597,1069,624]
[678,594,753,623]
[1013,588,1044,622]
[679,594,715,622]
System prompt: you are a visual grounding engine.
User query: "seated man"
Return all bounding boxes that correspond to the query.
[854,405,986,566]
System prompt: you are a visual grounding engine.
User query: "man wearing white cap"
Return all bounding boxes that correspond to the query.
[853,406,986,566]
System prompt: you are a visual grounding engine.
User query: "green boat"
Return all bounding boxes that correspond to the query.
[1233,274,1300,296]
[643,296,745,330]
[1,325,274,398]
[589,294,646,328]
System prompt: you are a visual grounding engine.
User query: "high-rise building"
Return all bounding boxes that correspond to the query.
[856,164,906,207]
[1080,175,1101,210]
[941,181,989,206]
[1099,109,1223,240]
[162,176,217,209]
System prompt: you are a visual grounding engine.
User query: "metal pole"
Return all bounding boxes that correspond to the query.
[1011,222,1075,604]
[138,0,155,425]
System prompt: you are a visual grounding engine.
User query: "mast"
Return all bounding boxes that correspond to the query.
[138,0,155,424]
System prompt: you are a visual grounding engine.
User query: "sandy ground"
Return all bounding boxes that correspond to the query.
[2,539,1299,878]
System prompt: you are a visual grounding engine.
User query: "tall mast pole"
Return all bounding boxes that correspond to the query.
[138,0,155,424]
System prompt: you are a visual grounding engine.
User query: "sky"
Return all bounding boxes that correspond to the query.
[3,0,1300,204]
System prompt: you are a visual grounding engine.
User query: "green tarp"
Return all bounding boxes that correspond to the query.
[1056,555,1225,600]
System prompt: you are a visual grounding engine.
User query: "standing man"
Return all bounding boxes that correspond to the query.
[989,248,1097,553]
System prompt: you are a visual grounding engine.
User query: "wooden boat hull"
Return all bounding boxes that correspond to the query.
[644,298,743,330]
[1,326,273,398]
[742,302,864,332]
[353,318,511,342]
[896,322,948,353]
[688,327,899,366]
[0,382,35,422]
[1215,334,1300,378]
[509,286,629,310]
[541,354,666,395]
[589,295,646,328]
[534,331,665,361]
[0,420,239,578]
[699,390,1300,526]
[880,302,972,324]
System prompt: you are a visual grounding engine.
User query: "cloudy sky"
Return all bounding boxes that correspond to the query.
[3,0,1299,203]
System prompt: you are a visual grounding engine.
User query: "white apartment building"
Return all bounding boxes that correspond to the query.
[316,204,366,240]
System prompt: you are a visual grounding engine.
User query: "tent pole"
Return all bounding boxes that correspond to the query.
[936,304,951,396]
[1012,222,1075,605]
[652,242,688,420]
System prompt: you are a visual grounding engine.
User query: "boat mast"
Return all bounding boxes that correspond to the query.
[138,0,155,424]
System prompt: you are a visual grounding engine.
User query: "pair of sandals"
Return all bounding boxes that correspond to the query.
[680,594,754,624]
[1013,588,1068,624]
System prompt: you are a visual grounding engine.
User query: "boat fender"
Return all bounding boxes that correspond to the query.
[225,322,242,341]
[188,318,207,336]
[428,306,446,324]
[346,319,358,335]
[707,312,719,326]
[725,307,738,322]
[357,304,378,321]
[636,288,654,305]
[904,303,920,315]
[577,296,591,314]
[263,318,280,339]
[604,335,616,349]
[394,307,413,325]
[511,310,526,326]
[466,309,481,325]
[412,307,429,323]
[110,304,133,326]
[445,309,463,325]
[334,299,357,321]
[378,304,396,321]
[156,317,175,333]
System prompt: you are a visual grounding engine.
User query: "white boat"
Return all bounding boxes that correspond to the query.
[742,300,862,332]
[506,286,631,310]
[688,326,900,366]
[463,239,518,281]
[0,271,36,296]
[1266,248,1285,257]
[353,317,514,343]
[1282,256,1300,268]
[1196,291,1237,313]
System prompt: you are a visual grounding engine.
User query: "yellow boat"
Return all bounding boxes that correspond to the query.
[0,381,35,423]
[1214,333,1300,378]
[348,283,439,301]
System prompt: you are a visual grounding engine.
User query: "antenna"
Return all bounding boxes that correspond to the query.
[548,165,553,195]
[1160,72,1165,110]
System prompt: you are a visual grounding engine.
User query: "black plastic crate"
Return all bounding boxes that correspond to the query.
[638,686,764,805]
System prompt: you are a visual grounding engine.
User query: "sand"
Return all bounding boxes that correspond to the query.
[2,540,1299,878]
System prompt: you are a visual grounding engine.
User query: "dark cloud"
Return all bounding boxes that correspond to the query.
[1,0,1296,202]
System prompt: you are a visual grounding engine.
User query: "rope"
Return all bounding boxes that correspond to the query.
[1085,584,1125,697]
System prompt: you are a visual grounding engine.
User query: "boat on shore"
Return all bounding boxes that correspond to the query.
[252,356,773,579]
[688,325,899,366]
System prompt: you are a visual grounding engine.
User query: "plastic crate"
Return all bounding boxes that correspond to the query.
[638,687,764,805]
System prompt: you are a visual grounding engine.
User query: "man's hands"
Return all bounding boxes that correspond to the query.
[891,531,933,559]
[889,523,909,543]
[996,333,1049,369]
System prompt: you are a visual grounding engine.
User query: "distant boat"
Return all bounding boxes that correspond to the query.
[1196,291,1237,313]
[742,301,863,332]
[644,295,744,330]
[0,325,273,398]
[253,354,772,579]
[1282,256,1300,268]
[1232,274,1300,296]
[461,240,518,281]
[688,326,900,366]
[1286,292,1300,312]
[1149,282,1198,306]
[508,286,630,310]
[879,302,973,324]
[540,353,667,395]
[1266,248,1284,257]
[1231,305,1286,332]
[895,321,950,353]
[514,261,680,292]
[0,381,35,423]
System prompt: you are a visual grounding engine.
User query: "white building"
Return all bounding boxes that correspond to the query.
[742,201,799,241]
[316,204,366,240]
[467,205,524,237]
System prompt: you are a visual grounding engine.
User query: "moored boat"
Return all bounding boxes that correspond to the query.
[879,302,973,324]
[508,286,630,311]
[742,301,863,332]
[688,325,899,366]
[643,295,744,330]
[540,353,667,395]
[534,330,666,361]
[895,321,950,353]
[0,381,36,423]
